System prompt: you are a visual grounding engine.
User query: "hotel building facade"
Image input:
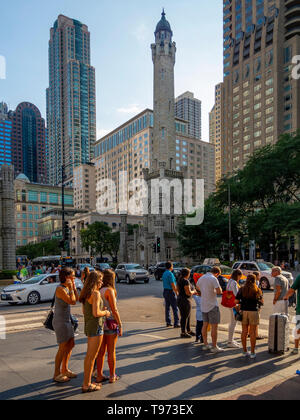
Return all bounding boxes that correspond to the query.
[222,0,300,175]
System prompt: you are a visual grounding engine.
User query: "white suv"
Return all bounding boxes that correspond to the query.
[232,261,294,290]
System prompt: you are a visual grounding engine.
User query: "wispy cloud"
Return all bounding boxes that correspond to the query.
[117,104,143,114]
[132,23,150,44]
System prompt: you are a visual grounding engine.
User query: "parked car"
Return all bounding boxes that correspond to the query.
[232,261,294,290]
[154,262,185,281]
[95,263,113,272]
[0,273,83,306]
[115,264,150,284]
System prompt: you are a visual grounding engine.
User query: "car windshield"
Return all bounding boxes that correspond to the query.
[100,264,110,269]
[126,265,143,270]
[257,262,272,271]
[264,262,274,269]
[22,275,47,285]
[172,262,183,268]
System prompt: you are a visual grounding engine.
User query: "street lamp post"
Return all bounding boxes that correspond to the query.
[270,243,273,264]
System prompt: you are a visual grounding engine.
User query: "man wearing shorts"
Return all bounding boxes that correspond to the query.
[196,266,224,353]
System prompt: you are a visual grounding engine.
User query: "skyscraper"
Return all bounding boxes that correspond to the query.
[0,102,12,168]
[209,83,224,184]
[222,0,300,176]
[10,102,47,184]
[47,15,96,186]
[175,91,202,140]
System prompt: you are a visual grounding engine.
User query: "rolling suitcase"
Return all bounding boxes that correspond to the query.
[268,313,290,355]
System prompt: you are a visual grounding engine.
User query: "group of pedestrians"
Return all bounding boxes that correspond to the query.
[163,261,299,360]
[51,267,122,393]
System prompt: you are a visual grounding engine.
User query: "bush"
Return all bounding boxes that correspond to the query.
[0,270,18,280]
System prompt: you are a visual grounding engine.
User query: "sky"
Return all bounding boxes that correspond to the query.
[0,0,223,141]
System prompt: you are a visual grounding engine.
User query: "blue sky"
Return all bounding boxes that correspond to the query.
[0,0,223,141]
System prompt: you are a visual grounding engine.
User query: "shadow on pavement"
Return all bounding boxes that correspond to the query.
[234,376,300,400]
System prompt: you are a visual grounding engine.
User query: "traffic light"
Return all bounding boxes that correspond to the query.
[63,221,70,242]
[157,237,161,254]
[291,236,295,251]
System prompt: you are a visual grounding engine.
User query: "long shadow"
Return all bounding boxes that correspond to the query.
[105,342,300,400]
[235,376,300,400]
[0,379,80,401]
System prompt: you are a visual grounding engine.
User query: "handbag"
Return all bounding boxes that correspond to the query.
[221,290,236,308]
[44,296,55,331]
[105,318,119,331]
[235,310,243,322]
[70,315,79,333]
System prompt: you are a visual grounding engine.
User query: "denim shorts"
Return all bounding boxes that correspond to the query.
[88,326,104,338]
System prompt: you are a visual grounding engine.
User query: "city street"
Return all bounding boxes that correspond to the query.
[1,276,300,400]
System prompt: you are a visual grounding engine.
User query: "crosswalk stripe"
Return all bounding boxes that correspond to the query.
[4,316,46,325]
[0,322,43,333]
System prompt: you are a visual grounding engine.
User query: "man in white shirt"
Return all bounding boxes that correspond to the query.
[197,266,224,353]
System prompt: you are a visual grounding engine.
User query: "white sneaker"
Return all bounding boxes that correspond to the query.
[211,346,225,354]
[250,353,257,359]
[226,341,241,349]
[202,344,212,351]
[242,351,250,357]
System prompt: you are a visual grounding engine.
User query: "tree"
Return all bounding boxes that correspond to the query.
[107,231,120,263]
[16,239,61,260]
[80,222,112,261]
[177,132,300,260]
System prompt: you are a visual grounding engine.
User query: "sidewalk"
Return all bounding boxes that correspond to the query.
[1,321,300,400]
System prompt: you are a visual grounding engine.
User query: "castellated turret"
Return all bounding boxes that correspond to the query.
[0,165,16,270]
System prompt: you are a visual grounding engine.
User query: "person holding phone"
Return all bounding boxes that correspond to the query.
[52,267,79,383]
[96,269,123,384]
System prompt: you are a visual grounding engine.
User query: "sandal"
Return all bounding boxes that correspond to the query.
[53,374,71,383]
[65,371,77,379]
[95,375,109,383]
[82,383,102,394]
[109,375,121,383]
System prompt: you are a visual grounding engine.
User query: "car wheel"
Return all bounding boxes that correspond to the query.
[155,273,160,281]
[27,291,41,306]
[260,277,270,290]
[126,276,131,285]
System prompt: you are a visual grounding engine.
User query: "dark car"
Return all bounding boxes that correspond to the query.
[154,262,185,281]
[95,263,113,272]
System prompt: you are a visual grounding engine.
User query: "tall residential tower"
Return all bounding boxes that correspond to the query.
[175,91,202,140]
[222,0,300,175]
[47,15,96,185]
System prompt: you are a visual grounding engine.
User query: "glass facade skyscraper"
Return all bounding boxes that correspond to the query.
[10,102,47,184]
[47,15,96,186]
